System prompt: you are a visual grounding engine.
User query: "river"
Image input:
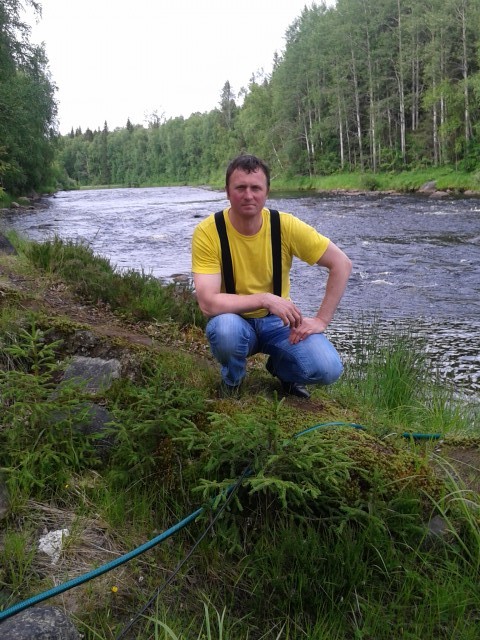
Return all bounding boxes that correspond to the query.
[1,186,479,397]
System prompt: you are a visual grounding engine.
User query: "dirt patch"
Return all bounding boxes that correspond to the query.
[0,262,155,347]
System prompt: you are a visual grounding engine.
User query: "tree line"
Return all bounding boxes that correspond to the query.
[3,1,480,195]
[59,0,480,187]
[0,1,57,196]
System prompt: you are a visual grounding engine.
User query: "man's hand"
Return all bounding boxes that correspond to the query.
[288,316,328,344]
[263,293,303,328]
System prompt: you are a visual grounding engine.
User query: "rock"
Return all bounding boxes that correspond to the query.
[430,190,449,198]
[16,197,31,207]
[0,606,81,639]
[38,529,70,565]
[427,514,449,537]
[50,357,120,459]
[70,330,101,355]
[0,475,9,522]
[49,401,115,462]
[418,180,437,193]
[75,402,115,459]
[9,202,20,209]
[0,233,17,255]
[60,356,121,394]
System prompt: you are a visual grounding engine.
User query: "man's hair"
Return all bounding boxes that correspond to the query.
[225,154,270,190]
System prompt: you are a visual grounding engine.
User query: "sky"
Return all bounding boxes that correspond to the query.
[24,0,322,135]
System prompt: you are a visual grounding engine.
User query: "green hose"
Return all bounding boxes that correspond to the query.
[0,505,204,622]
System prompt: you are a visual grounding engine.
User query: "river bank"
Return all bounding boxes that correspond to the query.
[3,165,480,205]
[0,232,479,638]
[3,184,479,399]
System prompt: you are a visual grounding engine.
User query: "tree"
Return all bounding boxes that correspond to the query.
[0,1,57,193]
[219,81,237,130]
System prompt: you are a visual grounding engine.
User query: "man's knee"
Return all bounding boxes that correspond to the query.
[206,313,242,342]
[298,336,344,386]
[206,313,253,360]
[314,357,343,385]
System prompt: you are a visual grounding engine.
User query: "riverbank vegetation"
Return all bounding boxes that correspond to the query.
[0,235,478,638]
[3,1,480,201]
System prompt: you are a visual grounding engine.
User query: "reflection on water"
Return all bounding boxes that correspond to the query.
[1,187,479,397]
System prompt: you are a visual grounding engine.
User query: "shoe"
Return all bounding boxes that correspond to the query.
[219,381,242,398]
[280,381,311,399]
[266,358,310,399]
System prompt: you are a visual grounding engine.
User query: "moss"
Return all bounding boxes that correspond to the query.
[309,427,443,504]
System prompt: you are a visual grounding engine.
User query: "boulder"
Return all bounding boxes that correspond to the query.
[75,402,115,460]
[0,606,81,639]
[0,233,17,255]
[51,357,120,459]
[60,356,121,394]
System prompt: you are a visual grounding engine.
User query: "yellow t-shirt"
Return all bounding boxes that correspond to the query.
[191,207,330,318]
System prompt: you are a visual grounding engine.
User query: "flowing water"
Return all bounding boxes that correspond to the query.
[2,186,479,396]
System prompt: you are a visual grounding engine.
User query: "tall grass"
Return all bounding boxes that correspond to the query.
[269,166,480,193]
[23,236,204,327]
[335,319,477,437]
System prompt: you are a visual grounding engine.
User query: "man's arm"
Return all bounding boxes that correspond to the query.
[193,272,303,327]
[288,241,352,344]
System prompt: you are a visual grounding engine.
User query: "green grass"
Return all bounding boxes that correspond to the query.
[53,165,480,195]
[24,235,204,328]
[0,237,478,639]
[268,166,480,194]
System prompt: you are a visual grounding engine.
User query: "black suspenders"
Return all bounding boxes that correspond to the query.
[214,209,282,296]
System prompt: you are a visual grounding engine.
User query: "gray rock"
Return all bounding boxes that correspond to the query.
[76,402,115,460]
[430,190,449,198]
[16,197,31,207]
[0,233,17,255]
[70,330,101,355]
[418,180,437,193]
[61,356,121,394]
[0,606,81,639]
[427,515,449,539]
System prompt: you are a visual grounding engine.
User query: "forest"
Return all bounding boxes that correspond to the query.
[2,0,480,193]
[0,0,57,196]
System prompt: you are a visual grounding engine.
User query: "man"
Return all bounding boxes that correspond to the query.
[191,154,352,399]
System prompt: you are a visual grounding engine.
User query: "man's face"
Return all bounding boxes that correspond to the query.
[226,168,269,218]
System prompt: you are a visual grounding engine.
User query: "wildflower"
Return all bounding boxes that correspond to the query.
[111,585,118,593]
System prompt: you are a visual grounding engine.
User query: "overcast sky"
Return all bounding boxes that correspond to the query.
[25,0,324,134]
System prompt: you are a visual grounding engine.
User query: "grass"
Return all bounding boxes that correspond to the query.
[0,236,478,639]
[268,166,480,194]
[24,234,204,328]
[58,165,480,195]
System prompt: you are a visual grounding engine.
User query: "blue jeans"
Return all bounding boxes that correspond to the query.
[205,313,343,388]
